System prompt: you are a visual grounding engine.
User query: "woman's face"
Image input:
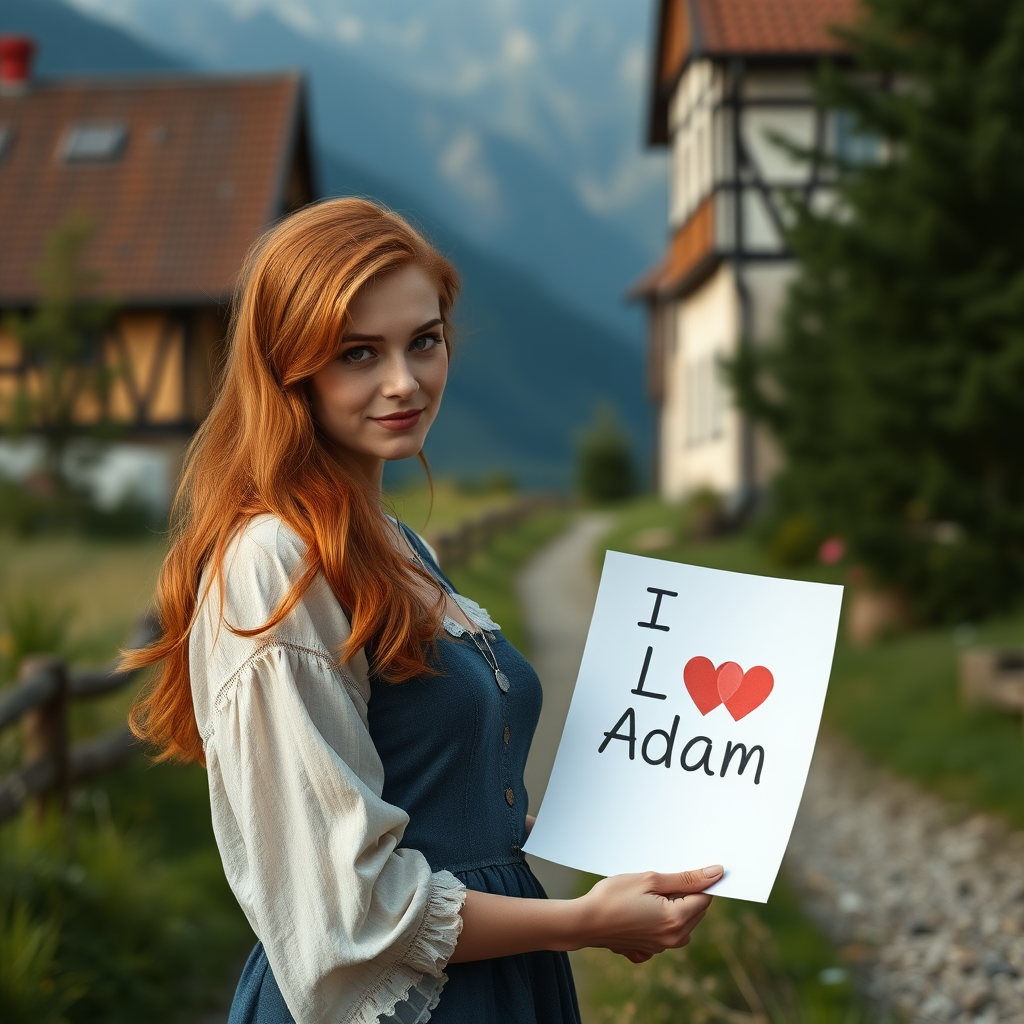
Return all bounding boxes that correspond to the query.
[309,264,448,484]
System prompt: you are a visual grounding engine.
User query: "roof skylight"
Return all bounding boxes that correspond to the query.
[60,121,128,163]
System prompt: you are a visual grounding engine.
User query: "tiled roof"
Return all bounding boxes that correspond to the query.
[695,0,858,55]
[648,0,858,144]
[0,74,310,306]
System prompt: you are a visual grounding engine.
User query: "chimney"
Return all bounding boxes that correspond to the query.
[0,35,36,96]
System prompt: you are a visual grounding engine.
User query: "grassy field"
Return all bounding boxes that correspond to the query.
[599,497,1024,830]
[0,478,521,678]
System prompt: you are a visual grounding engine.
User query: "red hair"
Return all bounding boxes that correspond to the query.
[125,198,460,764]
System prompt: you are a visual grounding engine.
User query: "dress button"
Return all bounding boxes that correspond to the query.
[504,788,515,806]
[511,844,521,856]
[503,726,510,746]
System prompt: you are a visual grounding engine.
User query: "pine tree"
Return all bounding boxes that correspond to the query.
[734,0,1024,621]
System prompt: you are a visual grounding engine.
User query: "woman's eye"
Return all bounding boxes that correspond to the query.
[411,334,442,352]
[341,346,374,364]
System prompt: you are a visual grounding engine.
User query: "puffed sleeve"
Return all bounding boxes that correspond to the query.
[190,516,466,1024]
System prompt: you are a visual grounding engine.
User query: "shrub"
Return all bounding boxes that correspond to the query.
[768,515,821,567]
[0,801,245,1024]
[683,487,725,542]
[576,406,638,503]
[0,476,158,539]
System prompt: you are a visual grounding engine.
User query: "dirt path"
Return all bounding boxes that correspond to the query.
[515,512,611,900]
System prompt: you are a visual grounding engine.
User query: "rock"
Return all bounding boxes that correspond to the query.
[786,735,1024,1022]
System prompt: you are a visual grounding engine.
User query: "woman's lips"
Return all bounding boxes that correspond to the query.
[371,409,424,431]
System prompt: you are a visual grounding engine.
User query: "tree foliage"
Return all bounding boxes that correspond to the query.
[734,0,1024,621]
[576,404,638,503]
[4,215,116,481]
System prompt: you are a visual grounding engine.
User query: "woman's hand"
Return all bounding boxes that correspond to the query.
[450,865,722,964]
[577,867,721,962]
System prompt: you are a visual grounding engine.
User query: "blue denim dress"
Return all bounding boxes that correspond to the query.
[227,526,581,1024]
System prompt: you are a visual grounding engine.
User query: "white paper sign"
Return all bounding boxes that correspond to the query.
[524,550,843,902]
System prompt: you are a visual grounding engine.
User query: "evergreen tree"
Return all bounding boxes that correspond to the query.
[577,405,638,502]
[734,0,1024,621]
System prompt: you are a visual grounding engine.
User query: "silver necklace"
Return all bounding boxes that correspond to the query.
[396,520,511,694]
[469,628,511,694]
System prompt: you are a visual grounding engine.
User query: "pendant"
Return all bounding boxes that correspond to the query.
[495,669,511,693]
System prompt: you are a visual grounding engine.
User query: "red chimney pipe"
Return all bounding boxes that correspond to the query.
[0,35,36,95]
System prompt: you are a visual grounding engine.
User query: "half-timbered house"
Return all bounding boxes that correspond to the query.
[0,38,315,506]
[635,0,859,507]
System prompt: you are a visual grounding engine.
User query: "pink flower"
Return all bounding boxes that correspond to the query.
[818,536,846,565]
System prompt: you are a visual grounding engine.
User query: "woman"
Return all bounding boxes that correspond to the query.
[127,198,722,1024]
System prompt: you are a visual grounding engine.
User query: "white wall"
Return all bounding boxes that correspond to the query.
[668,59,720,227]
[659,263,740,500]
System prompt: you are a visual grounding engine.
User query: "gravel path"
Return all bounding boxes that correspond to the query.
[516,512,612,900]
[787,736,1024,1023]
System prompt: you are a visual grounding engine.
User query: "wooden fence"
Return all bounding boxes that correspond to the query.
[0,612,159,823]
[425,493,568,569]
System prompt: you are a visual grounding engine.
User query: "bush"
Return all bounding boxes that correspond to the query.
[0,798,246,1024]
[683,487,725,542]
[0,476,158,540]
[576,406,638,503]
[768,515,821,567]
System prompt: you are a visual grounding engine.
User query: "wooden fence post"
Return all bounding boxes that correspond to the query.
[19,655,69,817]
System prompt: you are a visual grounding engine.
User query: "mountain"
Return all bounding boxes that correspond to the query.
[57,0,660,342]
[2,0,651,488]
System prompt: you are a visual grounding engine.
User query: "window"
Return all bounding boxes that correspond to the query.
[685,350,727,446]
[0,124,14,163]
[59,121,129,163]
[834,110,880,167]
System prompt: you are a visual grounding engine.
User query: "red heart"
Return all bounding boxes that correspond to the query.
[723,665,774,721]
[683,656,722,715]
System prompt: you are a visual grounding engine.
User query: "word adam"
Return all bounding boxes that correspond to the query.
[597,707,765,785]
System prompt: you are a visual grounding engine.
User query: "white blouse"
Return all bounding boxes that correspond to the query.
[189,515,471,1024]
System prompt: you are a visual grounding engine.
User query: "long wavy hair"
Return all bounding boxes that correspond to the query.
[124,197,460,764]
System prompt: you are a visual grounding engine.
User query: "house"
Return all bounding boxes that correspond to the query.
[635,0,858,508]
[0,36,315,507]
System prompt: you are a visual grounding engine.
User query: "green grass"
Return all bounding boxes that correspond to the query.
[598,496,1024,829]
[0,533,168,675]
[575,873,873,1024]
[385,478,522,536]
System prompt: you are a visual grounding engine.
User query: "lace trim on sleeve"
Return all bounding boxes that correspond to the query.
[358,871,466,1024]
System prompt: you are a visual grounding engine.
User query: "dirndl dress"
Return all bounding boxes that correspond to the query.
[227,525,582,1023]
